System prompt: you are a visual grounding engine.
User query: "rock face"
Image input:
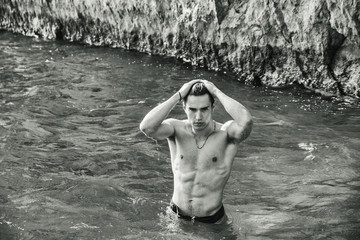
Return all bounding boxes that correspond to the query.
[1,0,359,98]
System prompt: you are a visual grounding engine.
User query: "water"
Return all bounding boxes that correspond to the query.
[0,30,359,240]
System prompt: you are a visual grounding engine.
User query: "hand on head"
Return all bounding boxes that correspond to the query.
[178,79,218,101]
[201,80,217,95]
[178,79,202,99]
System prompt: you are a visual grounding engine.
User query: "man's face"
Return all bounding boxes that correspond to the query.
[183,94,214,131]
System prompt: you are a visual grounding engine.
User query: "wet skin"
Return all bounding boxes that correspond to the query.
[140,80,253,219]
[167,94,239,217]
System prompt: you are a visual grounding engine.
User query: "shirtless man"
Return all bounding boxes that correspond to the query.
[139,80,253,224]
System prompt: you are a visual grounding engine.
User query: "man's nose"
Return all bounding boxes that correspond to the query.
[195,111,202,120]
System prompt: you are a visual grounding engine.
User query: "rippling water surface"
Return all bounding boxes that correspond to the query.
[0,30,359,240]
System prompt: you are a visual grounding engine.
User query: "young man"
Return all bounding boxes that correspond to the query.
[139,79,253,224]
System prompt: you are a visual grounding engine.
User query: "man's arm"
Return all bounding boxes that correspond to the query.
[203,80,253,143]
[139,93,178,140]
[139,80,200,140]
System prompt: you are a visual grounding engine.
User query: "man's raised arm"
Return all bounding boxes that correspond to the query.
[139,80,200,140]
[203,80,253,143]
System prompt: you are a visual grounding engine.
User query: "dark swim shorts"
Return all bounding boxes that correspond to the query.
[170,202,225,223]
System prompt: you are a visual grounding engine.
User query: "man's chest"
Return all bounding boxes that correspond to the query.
[174,136,228,170]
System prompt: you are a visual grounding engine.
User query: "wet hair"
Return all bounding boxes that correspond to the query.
[183,81,215,106]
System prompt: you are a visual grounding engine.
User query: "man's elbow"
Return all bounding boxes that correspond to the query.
[139,122,154,136]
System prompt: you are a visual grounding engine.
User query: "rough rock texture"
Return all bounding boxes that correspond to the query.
[1,0,359,97]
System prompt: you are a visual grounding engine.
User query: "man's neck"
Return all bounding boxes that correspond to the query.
[192,120,215,138]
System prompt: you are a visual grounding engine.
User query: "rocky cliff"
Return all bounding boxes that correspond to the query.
[1,0,359,98]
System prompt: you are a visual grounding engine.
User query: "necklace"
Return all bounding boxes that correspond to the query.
[193,121,216,149]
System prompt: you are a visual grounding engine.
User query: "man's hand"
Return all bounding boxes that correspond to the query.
[202,80,219,97]
[178,79,202,100]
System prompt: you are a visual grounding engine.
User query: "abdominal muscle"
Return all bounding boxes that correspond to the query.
[171,166,229,217]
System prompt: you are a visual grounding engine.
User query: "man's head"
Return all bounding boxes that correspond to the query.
[183,82,215,106]
[183,81,215,131]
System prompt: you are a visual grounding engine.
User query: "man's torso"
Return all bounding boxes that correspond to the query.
[167,120,239,217]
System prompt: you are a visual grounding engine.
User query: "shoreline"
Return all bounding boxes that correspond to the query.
[1,0,359,98]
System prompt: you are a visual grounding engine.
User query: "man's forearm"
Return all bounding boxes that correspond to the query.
[214,89,252,125]
[140,79,203,136]
[139,93,179,134]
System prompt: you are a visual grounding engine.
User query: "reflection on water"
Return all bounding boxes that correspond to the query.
[0,30,359,239]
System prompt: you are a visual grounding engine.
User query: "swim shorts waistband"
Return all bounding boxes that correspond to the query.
[170,202,225,223]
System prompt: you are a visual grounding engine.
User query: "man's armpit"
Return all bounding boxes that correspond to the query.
[226,134,239,144]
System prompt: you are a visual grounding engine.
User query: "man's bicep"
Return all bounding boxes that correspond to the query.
[149,119,175,140]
